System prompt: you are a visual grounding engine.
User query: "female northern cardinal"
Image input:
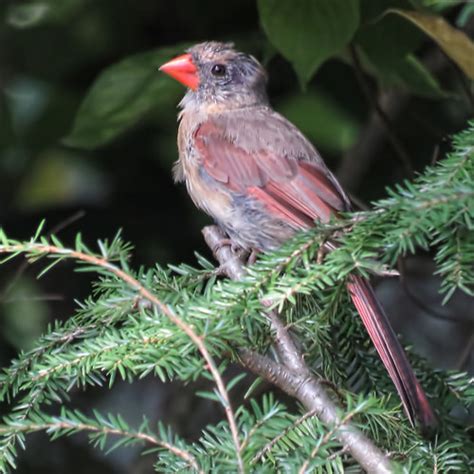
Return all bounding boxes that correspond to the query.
[160,42,436,429]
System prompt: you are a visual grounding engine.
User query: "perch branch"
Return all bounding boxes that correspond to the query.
[202,225,393,474]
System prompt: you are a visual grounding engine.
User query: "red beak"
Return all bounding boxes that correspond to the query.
[159,53,199,90]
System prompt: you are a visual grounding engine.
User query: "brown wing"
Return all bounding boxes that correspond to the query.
[194,117,349,229]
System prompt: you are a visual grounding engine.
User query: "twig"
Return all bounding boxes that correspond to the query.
[0,419,202,473]
[1,294,64,303]
[0,239,244,473]
[348,44,414,178]
[252,408,319,463]
[49,210,87,235]
[203,225,393,474]
[0,210,85,301]
[297,408,360,474]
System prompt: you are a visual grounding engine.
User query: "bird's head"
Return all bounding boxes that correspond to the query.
[160,42,268,108]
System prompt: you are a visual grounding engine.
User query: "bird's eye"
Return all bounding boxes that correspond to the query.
[211,64,227,77]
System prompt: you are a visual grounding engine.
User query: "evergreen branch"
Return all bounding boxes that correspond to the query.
[297,400,370,474]
[251,408,319,464]
[0,240,244,473]
[0,293,144,403]
[0,123,472,471]
[24,328,197,386]
[1,313,119,400]
[0,410,202,473]
[434,227,474,302]
[239,397,286,453]
[239,349,393,473]
[203,225,393,474]
[0,381,49,472]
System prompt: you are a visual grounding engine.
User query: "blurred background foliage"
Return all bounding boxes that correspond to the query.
[0,0,473,472]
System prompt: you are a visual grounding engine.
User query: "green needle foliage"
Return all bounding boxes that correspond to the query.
[0,122,473,472]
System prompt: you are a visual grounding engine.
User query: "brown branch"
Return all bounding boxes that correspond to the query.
[238,349,392,473]
[202,225,394,474]
[0,240,244,473]
[298,408,361,474]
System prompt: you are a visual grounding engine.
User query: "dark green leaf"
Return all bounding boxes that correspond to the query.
[392,54,449,98]
[355,1,424,73]
[388,9,474,79]
[258,0,360,86]
[63,46,186,149]
[361,51,450,99]
[276,90,360,153]
[355,1,451,98]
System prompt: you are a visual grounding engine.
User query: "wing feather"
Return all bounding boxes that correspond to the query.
[194,114,348,227]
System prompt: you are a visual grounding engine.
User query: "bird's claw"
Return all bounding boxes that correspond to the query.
[316,245,327,264]
[211,237,233,254]
[212,238,245,256]
[247,249,259,266]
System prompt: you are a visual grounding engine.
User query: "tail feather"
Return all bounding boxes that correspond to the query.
[347,275,436,429]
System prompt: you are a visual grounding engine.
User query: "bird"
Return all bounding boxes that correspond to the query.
[159,41,436,429]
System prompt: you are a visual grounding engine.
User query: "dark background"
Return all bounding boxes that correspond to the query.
[0,1,472,472]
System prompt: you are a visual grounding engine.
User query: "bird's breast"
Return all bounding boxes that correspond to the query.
[177,116,233,223]
[184,160,233,223]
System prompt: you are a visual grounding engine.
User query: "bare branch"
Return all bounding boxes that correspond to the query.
[251,407,319,464]
[238,349,392,473]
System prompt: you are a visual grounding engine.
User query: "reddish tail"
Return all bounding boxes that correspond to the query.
[347,275,436,429]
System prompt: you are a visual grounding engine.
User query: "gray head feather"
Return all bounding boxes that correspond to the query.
[181,41,269,109]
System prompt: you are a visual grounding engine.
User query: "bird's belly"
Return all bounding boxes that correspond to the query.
[219,193,298,251]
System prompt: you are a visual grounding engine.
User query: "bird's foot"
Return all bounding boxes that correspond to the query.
[247,249,259,266]
[316,245,327,264]
[207,234,247,276]
[211,237,233,254]
[213,240,258,266]
[211,238,246,256]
